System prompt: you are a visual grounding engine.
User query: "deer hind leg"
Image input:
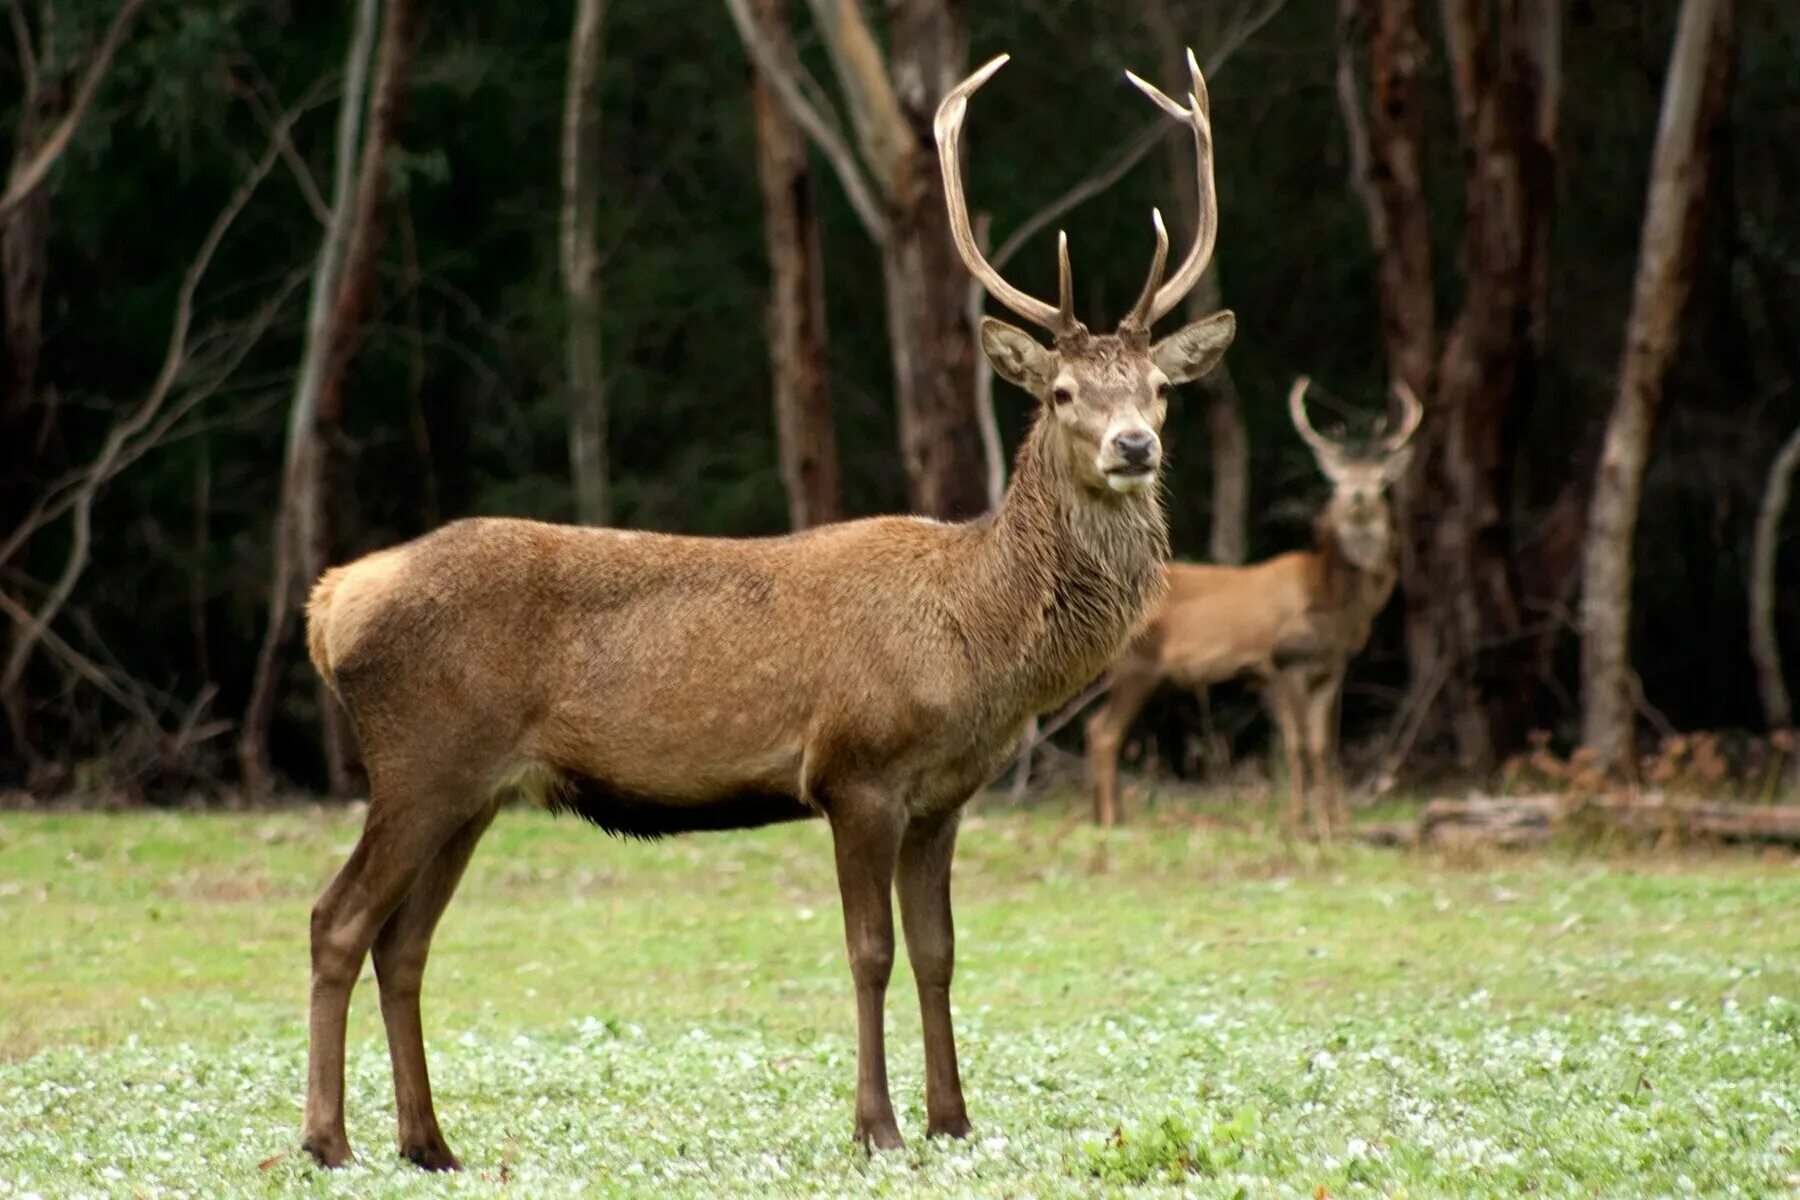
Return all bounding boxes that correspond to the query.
[1085,665,1158,827]
[301,767,485,1169]
[827,790,906,1150]
[371,804,497,1171]
[897,809,970,1139]
[1305,666,1348,842]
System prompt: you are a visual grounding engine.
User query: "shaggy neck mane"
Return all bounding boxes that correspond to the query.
[1313,513,1395,612]
[948,409,1169,715]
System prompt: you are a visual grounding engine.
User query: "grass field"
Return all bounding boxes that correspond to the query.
[0,800,1797,1198]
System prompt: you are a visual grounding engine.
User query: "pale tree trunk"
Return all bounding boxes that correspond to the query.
[312,0,413,796]
[1580,0,1737,774]
[1144,0,1248,563]
[238,0,381,798]
[749,0,841,529]
[562,0,608,526]
[1750,423,1800,732]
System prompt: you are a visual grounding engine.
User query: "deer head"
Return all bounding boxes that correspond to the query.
[1288,376,1424,572]
[935,52,1237,497]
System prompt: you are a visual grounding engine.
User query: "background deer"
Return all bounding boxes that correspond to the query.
[296,52,1233,1170]
[1085,377,1422,836]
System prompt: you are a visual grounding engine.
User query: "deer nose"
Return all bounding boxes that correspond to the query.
[1113,430,1158,466]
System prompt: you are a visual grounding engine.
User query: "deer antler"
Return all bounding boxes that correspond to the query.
[1287,376,1341,460]
[934,55,1080,339]
[1384,381,1425,451]
[1125,48,1218,329]
[1120,208,1171,333]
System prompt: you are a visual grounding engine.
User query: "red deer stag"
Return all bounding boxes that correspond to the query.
[1085,377,1421,837]
[297,51,1233,1169]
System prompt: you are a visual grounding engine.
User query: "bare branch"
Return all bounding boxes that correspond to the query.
[992,120,1162,274]
[0,586,156,726]
[9,3,38,98]
[1208,0,1290,76]
[801,0,909,191]
[1334,10,1382,248]
[989,22,1265,276]
[2,105,298,690]
[1751,422,1800,730]
[231,67,334,226]
[723,0,890,242]
[0,0,147,227]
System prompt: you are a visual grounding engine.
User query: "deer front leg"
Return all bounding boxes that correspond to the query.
[1265,671,1307,835]
[1085,663,1159,827]
[1305,665,1348,841]
[898,810,971,1139]
[828,796,906,1150]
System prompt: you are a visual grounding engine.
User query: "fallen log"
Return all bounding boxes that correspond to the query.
[1350,793,1800,850]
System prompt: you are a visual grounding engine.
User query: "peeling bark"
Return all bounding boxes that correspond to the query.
[563,0,608,527]
[1339,0,1560,772]
[750,0,841,529]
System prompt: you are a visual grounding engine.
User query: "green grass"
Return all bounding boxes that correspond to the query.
[1,801,1797,1197]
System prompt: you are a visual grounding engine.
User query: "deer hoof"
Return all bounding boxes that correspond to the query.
[927,1113,973,1140]
[856,1118,906,1152]
[300,1133,355,1169]
[401,1139,462,1172]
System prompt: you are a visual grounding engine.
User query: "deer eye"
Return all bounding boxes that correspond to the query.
[1051,385,1073,406]
[1155,381,1172,399]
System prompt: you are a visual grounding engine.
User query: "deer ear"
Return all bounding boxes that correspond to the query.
[980,317,1054,393]
[1151,310,1236,384]
[1381,443,1415,483]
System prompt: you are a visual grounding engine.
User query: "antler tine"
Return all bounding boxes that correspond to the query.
[1057,230,1074,330]
[1125,47,1218,328]
[1120,208,1170,332]
[1385,380,1425,451]
[934,54,1078,337]
[1287,376,1338,459]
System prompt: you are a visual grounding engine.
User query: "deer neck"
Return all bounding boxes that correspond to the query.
[1316,514,1398,616]
[963,414,1169,713]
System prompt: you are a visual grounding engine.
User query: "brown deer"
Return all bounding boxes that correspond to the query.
[1085,377,1421,837]
[296,51,1233,1170]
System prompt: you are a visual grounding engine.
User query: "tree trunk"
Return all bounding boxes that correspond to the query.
[750,0,841,530]
[1338,0,1446,755]
[1427,0,1561,769]
[736,0,982,521]
[877,0,984,521]
[1341,0,1560,774]
[562,0,609,526]
[238,0,382,798]
[1194,265,1249,564]
[1750,423,1800,732]
[1580,0,1738,774]
[313,0,414,796]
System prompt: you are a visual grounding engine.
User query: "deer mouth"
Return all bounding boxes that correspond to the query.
[1104,463,1158,492]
